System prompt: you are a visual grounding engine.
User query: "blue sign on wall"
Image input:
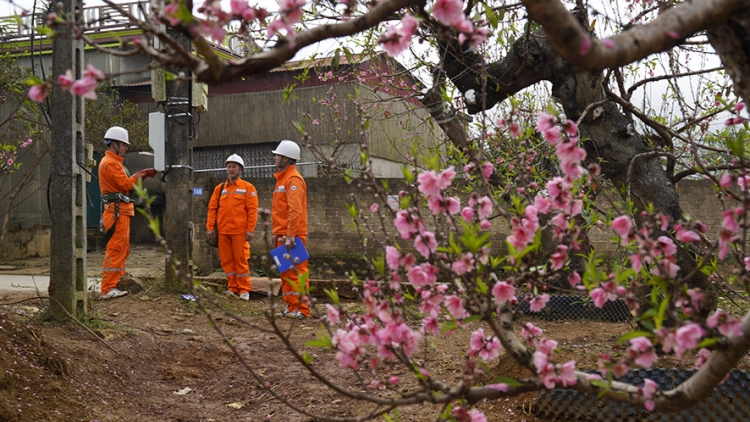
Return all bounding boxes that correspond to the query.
[192,187,204,196]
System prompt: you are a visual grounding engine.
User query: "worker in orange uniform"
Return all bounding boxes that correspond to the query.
[271,140,310,319]
[206,154,259,301]
[98,126,157,299]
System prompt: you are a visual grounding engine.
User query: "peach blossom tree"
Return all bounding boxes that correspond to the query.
[24,0,750,419]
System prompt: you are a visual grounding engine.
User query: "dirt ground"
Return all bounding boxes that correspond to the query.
[0,245,747,421]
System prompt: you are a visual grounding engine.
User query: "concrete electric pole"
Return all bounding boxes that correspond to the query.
[49,0,87,319]
[163,27,194,290]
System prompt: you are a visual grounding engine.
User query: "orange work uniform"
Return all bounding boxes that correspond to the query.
[206,178,258,295]
[272,164,310,316]
[98,150,139,295]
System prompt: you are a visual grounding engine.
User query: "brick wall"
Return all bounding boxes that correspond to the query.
[189,176,724,277]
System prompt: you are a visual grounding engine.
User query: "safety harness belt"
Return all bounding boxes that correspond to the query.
[101,192,132,247]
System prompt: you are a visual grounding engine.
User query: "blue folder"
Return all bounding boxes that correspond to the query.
[270,238,309,273]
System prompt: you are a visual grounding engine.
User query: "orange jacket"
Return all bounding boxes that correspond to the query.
[272,165,308,237]
[206,178,259,235]
[98,150,138,217]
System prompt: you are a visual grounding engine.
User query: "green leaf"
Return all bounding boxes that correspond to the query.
[301,351,313,365]
[617,331,653,343]
[483,3,498,29]
[697,337,719,348]
[324,288,340,304]
[331,49,340,70]
[305,329,334,349]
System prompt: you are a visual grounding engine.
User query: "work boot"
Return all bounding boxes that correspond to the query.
[276,309,290,318]
[239,292,249,301]
[287,310,307,319]
[102,288,128,300]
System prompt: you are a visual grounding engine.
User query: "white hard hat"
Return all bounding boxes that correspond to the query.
[272,140,301,160]
[104,126,129,145]
[226,153,244,168]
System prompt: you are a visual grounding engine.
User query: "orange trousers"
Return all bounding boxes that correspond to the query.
[219,234,251,294]
[101,212,131,295]
[277,237,310,317]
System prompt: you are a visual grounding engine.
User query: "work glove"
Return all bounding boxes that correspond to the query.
[136,168,158,179]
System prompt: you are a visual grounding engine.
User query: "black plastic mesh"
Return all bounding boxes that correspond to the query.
[514,295,632,322]
[535,369,750,421]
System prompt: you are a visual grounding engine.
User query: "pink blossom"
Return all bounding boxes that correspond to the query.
[389,376,399,385]
[579,35,592,55]
[558,360,577,386]
[534,195,553,214]
[543,126,561,145]
[550,245,568,270]
[735,102,746,112]
[477,196,493,219]
[231,0,250,16]
[394,210,416,239]
[667,31,680,40]
[488,383,508,392]
[720,173,734,188]
[745,256,750,271]
[568,272,581,287]
[695,348,712,369]
[492,281,516,304]
[83,64,104,81]
[590,288,608,308]
[453,18,474,34]
[27,84,48,102]
[446,197,461,215]
[707,311,743,337]
[379,25,410,56]
[529,294,550,312]
[407,263,438,287]
[630,254,643,272]
[385,246,400,270]
[279,0,306,24]
[72,77,98,100]
[468,409,487,422]
[673,323,705,359]
[266,18,294,39]
[401,14,419,35]
[642,378,657,399]
[469,328,502,361]
[326,304,341,325]
[414,231,437,259]
[722,209,739,234]
[162,2,182,26]
[58,70,74,91]
[509,122,521,138]
[461,207,475,222]
[537,113,556,133]
[629,337,657,368]
[522,323,543,340]
[479,219,491,229]
[656,236,677,256]
[675,225,700,243]
[481,162,494,179]
[611,215,633,242]
[417,170,442,197]
[6,158,13,166]
[602,38,615,49]
[451,253,475,275]
[422,314,441,335]
[432,0,464,25]
[445,295,470,320]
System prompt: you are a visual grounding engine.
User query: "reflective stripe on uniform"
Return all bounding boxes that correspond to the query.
[103,267,125,272]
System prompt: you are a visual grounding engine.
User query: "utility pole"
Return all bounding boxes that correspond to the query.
[163,27,193,290]
[49,0,87,319]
